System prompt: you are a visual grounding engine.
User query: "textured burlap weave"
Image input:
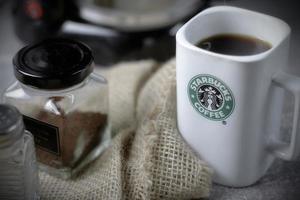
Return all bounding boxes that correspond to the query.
[40,60,212,200]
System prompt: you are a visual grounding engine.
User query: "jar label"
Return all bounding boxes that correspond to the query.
[23,116,60,155]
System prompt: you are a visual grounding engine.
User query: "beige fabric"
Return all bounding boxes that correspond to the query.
[106,60,157,134]
[40,60,212,200]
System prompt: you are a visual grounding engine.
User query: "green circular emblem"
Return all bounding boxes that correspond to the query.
[187,74,235,121]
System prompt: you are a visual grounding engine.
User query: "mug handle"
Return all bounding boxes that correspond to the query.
[270,72,300,160]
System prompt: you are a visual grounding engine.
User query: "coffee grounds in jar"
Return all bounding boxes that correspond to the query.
[31,97,107,170]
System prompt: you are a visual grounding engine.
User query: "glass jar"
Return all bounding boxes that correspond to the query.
[0,104,39,200]
[3,38,110,179]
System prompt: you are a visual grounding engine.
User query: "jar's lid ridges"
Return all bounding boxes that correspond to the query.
[13,38,94,90]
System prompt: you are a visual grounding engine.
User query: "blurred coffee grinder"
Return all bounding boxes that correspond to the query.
[13,0,209,66]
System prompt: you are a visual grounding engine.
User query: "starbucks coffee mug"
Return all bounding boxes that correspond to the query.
[176,6,300,187]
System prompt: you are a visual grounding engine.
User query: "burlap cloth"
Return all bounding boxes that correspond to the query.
[39,60,212,200]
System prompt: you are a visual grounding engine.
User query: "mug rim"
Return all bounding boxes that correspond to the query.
[176,6,291,63]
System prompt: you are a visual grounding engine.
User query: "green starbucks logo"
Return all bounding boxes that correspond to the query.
[188,74,235,121]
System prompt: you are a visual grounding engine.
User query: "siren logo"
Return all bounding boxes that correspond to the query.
[188,74,235,121]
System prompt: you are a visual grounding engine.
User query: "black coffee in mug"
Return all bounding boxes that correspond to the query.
[196,34,272,56]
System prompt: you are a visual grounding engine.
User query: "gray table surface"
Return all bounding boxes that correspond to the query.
[0,1,300,200]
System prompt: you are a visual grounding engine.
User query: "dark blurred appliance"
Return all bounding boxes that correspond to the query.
[13,0,209,65]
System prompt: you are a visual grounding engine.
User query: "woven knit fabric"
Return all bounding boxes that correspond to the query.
[106,60,157,135]
[39,60,212,200]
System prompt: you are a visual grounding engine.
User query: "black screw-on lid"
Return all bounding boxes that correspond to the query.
[13,38,94,90]
[0,104,23,137]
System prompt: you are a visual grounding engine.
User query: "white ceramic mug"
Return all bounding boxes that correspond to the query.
[176,6,300,187]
